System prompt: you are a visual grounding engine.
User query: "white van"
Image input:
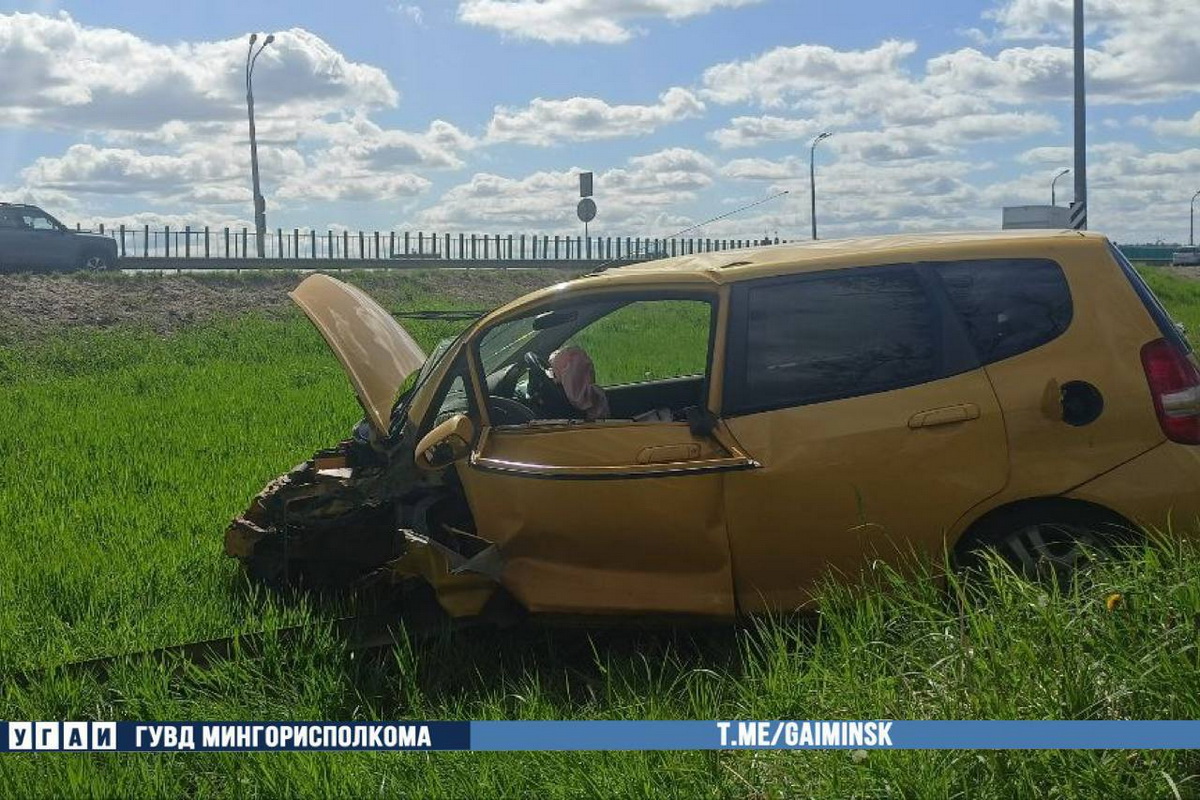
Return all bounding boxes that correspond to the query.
[1172,247,1200,266]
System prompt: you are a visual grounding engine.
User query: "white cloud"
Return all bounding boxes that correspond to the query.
[1152,112,1200,139]
[987,0,1140,41]
[19,142,285,205]
[1017,145,1073,165]
[709,116,824,149]
[0,13,397,133]
[456,0,764,44]
[951,0,1200,104]
[610,147,716,199]
[709,157,991,238]
[701,40,918,108]
[414,147,716,231]
[278,168,430,203]
[1,12,469,214]
[712,109,1054,165]
[721,142,1200,243]
[316,117,475,170]
[985,144,1200,241]
[699,36,1057,164]
[721,157,804,182]
[2,7,1195,244]
[486,88,704,146]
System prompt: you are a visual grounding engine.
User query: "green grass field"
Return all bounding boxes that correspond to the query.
[1,268,1199,797]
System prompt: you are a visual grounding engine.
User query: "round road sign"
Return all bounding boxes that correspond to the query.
[577,198,597,223]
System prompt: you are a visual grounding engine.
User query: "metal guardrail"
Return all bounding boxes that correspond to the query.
[79,223,784,263]
[72,223,1180,267]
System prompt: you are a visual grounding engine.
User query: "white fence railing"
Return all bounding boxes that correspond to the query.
[81,223,787,262]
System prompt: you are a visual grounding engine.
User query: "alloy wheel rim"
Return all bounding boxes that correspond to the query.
[1003,523,1099,581]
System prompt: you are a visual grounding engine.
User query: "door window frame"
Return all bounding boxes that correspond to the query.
[457,286,762,480]
[722,263,979,417]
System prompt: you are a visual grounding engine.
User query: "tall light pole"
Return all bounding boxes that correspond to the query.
[245,33,274,258]
[1051,168,1070,206]
[1191,189,1200,246]
[810,131,832,240]
[1070,0,1087,230]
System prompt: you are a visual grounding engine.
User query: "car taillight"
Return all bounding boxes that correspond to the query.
[1141,337,1200,444]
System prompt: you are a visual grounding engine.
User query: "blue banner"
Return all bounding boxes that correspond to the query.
[472,721,1200,750]
[3,720,1199,752]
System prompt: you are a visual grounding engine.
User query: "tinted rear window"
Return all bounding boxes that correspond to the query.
[933,259,1072,364]
[728,266,939,412]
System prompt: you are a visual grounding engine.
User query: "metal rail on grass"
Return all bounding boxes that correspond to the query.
[8,615,407,688]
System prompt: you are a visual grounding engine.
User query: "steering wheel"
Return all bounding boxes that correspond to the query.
[488,396,536,426]
[523,351,572,416]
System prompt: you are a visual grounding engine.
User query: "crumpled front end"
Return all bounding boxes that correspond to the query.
[224,435,508,620]
[224,272,512,620]
[225,441,406,591]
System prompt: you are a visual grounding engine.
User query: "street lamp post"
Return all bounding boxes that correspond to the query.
[1071,0,1087,229]
[1191,190,1200,247]
[245,33,274,258]
[810,131,832,240]
[1051,168,1070,206]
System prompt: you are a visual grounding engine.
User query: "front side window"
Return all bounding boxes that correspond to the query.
[473,294,715,424]
[21,213,58,231]
[727,267,939,414]
[567,300,710,387]
[933,259,1072,364]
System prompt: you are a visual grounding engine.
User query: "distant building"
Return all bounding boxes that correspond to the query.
[1002,205,1071,230]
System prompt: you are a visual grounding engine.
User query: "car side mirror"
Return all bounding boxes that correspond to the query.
[414,413,475,470]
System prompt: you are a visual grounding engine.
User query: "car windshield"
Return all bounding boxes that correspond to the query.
[388,334,458,437]
[478,315,538,377]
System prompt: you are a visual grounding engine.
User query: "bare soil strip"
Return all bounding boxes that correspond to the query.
[0,270,572,339]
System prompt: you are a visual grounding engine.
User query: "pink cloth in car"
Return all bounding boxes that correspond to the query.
[549,346,610,420]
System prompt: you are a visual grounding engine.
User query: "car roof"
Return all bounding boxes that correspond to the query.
[484,229,1108,321]
[600,229,1105,281]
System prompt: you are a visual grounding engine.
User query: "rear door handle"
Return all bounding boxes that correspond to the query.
[908,403,980,429]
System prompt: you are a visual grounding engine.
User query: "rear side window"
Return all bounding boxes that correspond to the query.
[725,266,941,414]
[933,259,1072,364]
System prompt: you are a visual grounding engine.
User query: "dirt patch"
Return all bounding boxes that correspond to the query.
[0,269,576,341]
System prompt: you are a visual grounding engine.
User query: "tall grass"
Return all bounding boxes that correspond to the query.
[1,269,1199,797]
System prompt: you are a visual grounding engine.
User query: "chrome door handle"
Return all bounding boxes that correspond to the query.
[908,403,980,429]
[636,443,702,464]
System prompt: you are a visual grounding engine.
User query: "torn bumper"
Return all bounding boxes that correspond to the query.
[225,450,507,618]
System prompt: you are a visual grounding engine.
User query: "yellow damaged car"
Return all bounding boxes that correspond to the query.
[226,231,1200,620]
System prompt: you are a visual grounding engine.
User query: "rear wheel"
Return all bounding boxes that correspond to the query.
[953,503,1135,587]
[80,252,113,271]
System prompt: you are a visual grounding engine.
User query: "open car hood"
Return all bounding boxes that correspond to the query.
[289,274,426,437]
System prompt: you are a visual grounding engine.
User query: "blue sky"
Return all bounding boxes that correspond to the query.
[1,0,1198,243]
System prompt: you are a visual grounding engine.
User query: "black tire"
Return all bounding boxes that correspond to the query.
[953,502,1135,586]
[79,251,114,271]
